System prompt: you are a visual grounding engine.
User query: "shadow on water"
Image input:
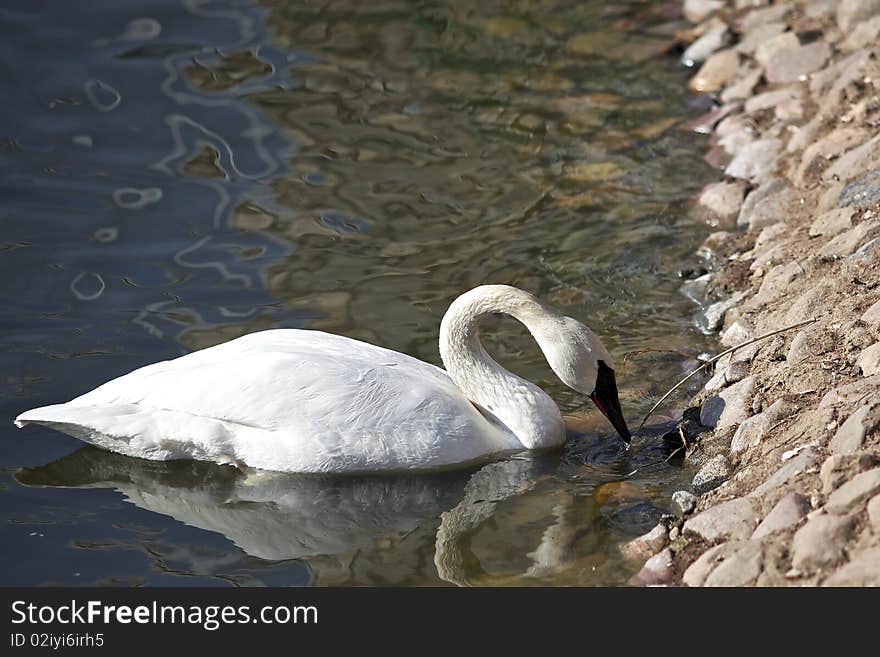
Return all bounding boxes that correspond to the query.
[1,0,716,585]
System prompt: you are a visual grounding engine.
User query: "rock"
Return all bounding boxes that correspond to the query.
[672,490,698,516]
[836,0,880,32]
[868,495,880,532]
[744,87,800,114]
[682,22,729,67]
[862,299,880,325]
[750,448,818,498]
[683,497,758,542]
[820,454,848,494]
[724,360,750,384]
[796,128,869,186]
[821,452,880,494]
[819,374,880,409]
[856,345,880,376]
[755,222,788,249]
[754,32,799,69]
[683,541,744,587]
[826,467,880,515]
[730,399,795,453]
[810,48,872,103]
[717,114,756,154]
[823,547,880,586]
[689,49,740,93]
[633,548,674,585]
[700,376,755,430]
[765,40,831,84]
[753,261,801,305]
[741,2,792,31]
[721,67,762,102]
[775,98,803,121]
[683,0,724,23]
[737,184,801,231]
[830,405,871,454]
[726,139,782,183]
[620,523,668,563]
[720,318,753,348]
[808,208,854,238]
[693,455,731,494]
[841,15,880,51]
[824,135,880,184]
[791,513,855,572]
[819,221,880,258]
[682,102,741,135]
[703,291,746,331]
[752,492,810,539]
[737,22,787,56]
[698,181,747,227]
[787,325,830,364]
[839,169,880,208]
[704,540,763,586]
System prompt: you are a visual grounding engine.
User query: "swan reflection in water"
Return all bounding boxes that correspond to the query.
[16,426,676,586]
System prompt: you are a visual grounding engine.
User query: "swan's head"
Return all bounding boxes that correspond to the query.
[539,315,631,444]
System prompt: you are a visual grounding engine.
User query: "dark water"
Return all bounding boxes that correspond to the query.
[1,0,716,585]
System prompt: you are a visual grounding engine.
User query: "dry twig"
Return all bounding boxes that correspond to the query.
[634,316,818,436]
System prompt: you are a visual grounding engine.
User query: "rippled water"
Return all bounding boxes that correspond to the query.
[1,0,716,585]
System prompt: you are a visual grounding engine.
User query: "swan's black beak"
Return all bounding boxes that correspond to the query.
[589,361,631,444]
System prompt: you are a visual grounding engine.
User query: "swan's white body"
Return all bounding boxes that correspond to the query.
[16,285,618,473]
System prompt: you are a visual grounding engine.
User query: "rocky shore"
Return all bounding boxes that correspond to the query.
[624,0,880,586]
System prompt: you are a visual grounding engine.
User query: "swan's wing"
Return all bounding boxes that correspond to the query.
[16,330,518,472]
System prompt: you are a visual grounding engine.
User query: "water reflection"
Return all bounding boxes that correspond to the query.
[1,0,715,586]
[17,424,679,586]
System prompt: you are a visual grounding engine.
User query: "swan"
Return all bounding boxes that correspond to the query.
[15,284,630,473]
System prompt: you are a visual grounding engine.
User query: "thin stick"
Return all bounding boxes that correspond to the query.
[634,316,818,436]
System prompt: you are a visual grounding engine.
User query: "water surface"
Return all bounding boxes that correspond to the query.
[0,0,716,585]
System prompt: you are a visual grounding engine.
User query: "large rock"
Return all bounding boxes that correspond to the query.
[836,0,880,32]
[683,541,745,587]
[755,32,799,69]
[824,135,880,183]
[683,497,758,542]
[862,298,880,325]
[823,547,880,586]
[689,49,740,93]
[750,448,818,498]
[856,344,880,376]
[840,169,880,208]
[682,22,729,67]
[698,181,746,222]
[684,0,724,23]
[726,139,782,182]
[633,548,674,586]
[693,455,731,494]
[765,40,831,84]
[620,523,668,563]
[796,128,869,186]
[791,513,855,571]
[826,467,880,514]
[704,540,763,586]
[737,22,787,55]
[830,405,870,454]
[737,183,801,231]
[731,399,795,453]
[751,492,810,539]
[808,207,854,237]
[819,221,880,257]
[672,490,698,516]
[700,376,755,430]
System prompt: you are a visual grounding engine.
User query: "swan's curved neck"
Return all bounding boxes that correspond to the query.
[439,285,565,449]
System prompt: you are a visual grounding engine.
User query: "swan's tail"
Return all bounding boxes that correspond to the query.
[14,403,242,466]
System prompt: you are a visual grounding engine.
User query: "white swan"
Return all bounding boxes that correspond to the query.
[15,285,630,473]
